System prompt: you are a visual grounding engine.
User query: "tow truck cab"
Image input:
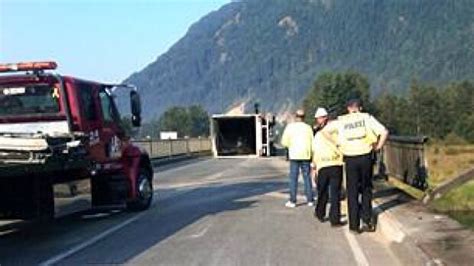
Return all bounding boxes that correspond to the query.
[0,61,153,219]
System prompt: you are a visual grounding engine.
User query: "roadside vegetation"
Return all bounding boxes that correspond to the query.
[302,71,474,229]
[426,144,474,187]
[427,143,474,229]
[431,179,474,230]
[432,180,474,211]
[138,105,210,139]
[303,71,474,144]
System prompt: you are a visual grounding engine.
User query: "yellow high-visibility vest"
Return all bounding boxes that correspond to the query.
[281,122,313,160]
[312,128,343,170]
[333,112,386,156]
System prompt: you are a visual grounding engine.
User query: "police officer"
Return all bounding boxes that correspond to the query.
[323,98,388,233]
[312,107,345,227]
[281,109,315,208]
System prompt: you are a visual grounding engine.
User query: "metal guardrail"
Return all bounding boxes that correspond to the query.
[133,138,212,159]
[378,135,429,190]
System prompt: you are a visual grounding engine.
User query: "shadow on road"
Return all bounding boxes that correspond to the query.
[373,187,400,199]
[372,183,414,230]
[96,179,288,264]
[0,177,287,265]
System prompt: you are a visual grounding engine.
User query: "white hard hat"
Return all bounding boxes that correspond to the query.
[314,107,328,118]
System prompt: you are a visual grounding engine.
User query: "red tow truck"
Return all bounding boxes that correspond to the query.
[0,61,154,220]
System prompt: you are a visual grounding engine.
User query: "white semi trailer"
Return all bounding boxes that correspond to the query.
[210,114,274,158]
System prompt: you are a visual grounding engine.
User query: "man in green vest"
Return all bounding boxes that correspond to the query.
[281,109,315,208]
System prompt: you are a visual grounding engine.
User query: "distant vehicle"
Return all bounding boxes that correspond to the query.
[0,61,154,220]
[211,113,275,158]
[160,131,178,140]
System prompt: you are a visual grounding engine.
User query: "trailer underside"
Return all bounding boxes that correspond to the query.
[213,117,257,156]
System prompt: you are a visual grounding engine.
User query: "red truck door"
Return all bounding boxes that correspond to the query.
[75,81,104,160]
[90,87,129,207]
[97,87,126,165]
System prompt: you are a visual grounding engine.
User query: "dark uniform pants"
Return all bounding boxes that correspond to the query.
[315,166,343,224]
[344,153,373,231]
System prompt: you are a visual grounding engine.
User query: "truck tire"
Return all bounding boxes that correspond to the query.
[127,169,153,211]
[37,178,54,221]
[91,175,107,207]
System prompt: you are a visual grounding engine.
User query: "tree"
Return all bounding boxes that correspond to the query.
[139,118,161,139]
[374,80,474,142]
[375,92,415,135]
[188,105,210,137]
[158,107,191,137]
[157,105,210,138]
[374,93,399,134]
[303,71,371,124]
[444,81,474,142]
[453,114,474,142]
[408,82,445,138]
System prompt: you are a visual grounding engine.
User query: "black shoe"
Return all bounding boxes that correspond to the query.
[361,223,376,232]
[330,221,347,227]
[313,212,327,223]
[349,228,362,235]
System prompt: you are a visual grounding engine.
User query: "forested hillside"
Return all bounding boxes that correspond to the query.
[125,0,474,120]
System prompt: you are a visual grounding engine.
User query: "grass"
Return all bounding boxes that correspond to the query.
[431,180,474,230]
[424,144,474,229]
[426,144,474,188]
[431,180,474,211]
[448,211,474,230]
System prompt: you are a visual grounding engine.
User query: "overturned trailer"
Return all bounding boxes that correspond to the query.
[211,114,274,158]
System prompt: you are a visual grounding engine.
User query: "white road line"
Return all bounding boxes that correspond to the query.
[39,159,266,265]
[343,228,370,266]
[204,171,225,181]
[38,212,146,266]
[339,200,369,265]
[189,223,212,239]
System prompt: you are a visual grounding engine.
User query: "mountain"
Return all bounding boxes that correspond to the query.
[124,0,474,120]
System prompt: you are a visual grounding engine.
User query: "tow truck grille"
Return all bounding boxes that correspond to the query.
[0,151,32,161]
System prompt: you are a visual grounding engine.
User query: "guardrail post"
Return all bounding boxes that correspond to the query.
[186,139,190,156]
[169,140,173,158]
[149,139,153,157]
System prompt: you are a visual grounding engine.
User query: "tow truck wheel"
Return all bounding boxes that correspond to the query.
[37,178,54,221]
[127,169,153,211]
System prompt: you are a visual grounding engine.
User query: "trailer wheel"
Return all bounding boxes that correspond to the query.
[127,169,153,211]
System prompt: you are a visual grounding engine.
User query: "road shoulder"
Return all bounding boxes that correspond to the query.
[373,180,474,266]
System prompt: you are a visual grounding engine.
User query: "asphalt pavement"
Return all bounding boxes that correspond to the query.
[0,157,424,265]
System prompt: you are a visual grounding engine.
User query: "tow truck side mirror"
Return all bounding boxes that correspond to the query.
[130,90,142,127]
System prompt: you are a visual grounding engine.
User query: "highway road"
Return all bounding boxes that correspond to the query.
[0,157,424,265]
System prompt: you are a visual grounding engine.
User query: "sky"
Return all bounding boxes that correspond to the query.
[0,0,229,83]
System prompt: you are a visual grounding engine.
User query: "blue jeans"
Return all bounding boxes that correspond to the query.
[288,160,314,203]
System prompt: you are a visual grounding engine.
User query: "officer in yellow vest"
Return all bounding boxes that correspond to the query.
[281,109,315,208]
[312,107,345,227]
[323,98,388,233]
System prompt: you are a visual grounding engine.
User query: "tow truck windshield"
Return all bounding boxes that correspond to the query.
[0,85,60,117]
